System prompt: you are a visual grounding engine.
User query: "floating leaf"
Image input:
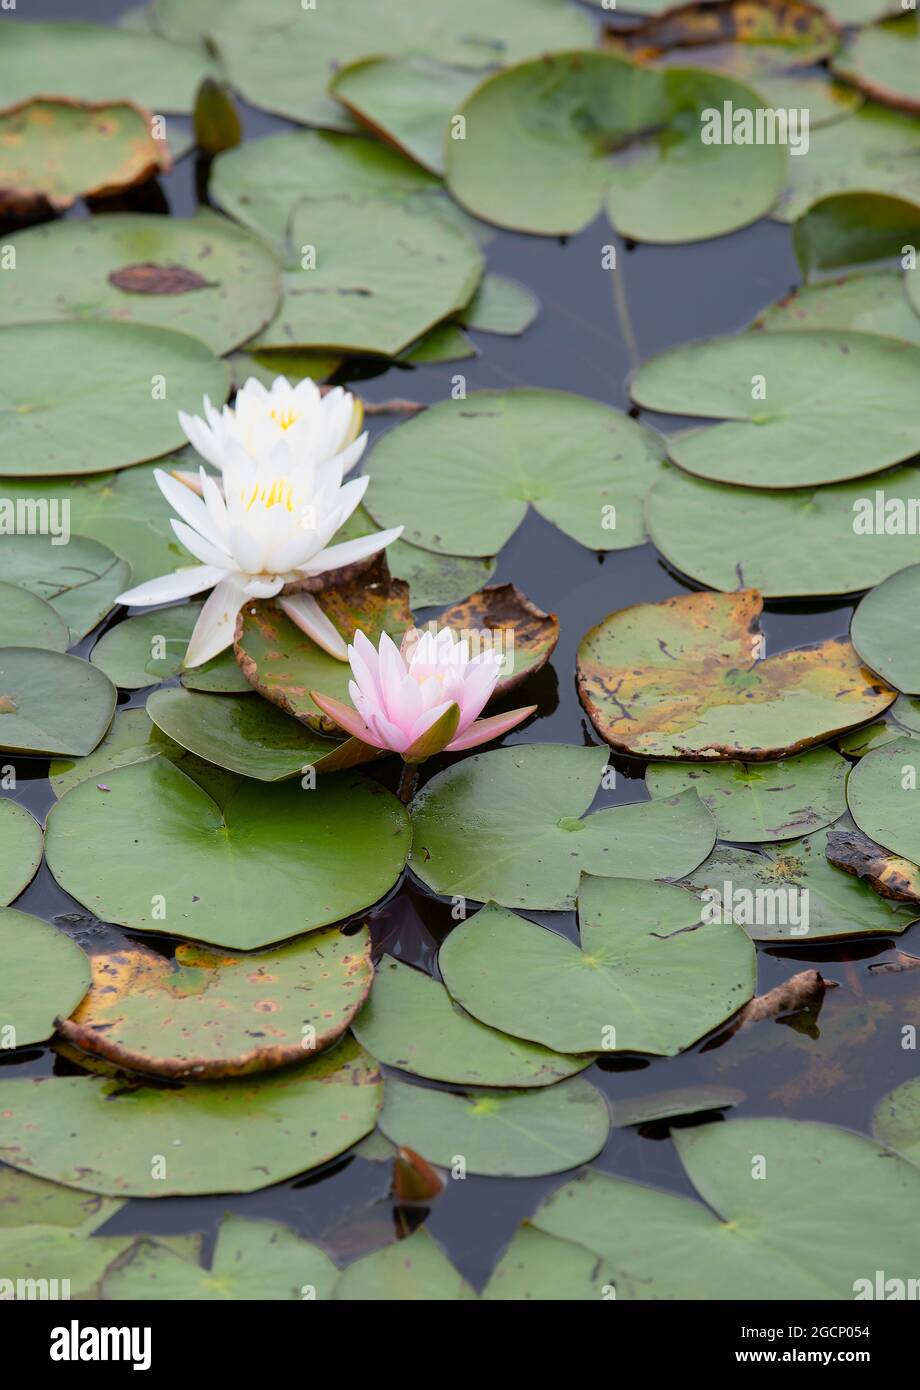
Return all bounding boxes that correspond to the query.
[873,1077,920,1166]
[753,270,920,346]
[46,758,410,950]
[0,650,116,757]
[0,98,168,216]
[608,0,838,72]
[578,590,894,759]
[533,1118,920,1298]
[429,585,558,696]
[410,744,716,910]
[0,1227,132,1300]
[610,1085,744,1128]
[252,195,483,358]
[379,1075,610,1177]
[365,389,666,557]
[333,1227,476,1301]
[0,801,43,906]
[102,1215,339,1300]
[0,583,67,653]
[646,463,920,597]
[400,322,475,364]
[339,508,496,608]
[751,74,862,130]
[459,274,539,336]
[848,736,920,863]
[49,708,183,799]
[682,818,919,940]
[58,925,372,1079]
[0,1167,122,1234]
[446,53,786,242]
[0,535,129,643]
[0,1035,381,1196]
[851,564,920,695]
[632,331,920,488]
[331,57,475,176]
[839,702,920,758]
[833,15,920,116]
[91,606,250,692]
[482,1226,617,1301]
[646,748,848,842]
[0,322,228,478]
[0,212,281,356]
[791,191,920,276]
[775,101,920,222]
[826,824,920,903]
[229,348,342,391]
[352,958,590,1088]
[439,880,755,1055]
[0,908,90,1048]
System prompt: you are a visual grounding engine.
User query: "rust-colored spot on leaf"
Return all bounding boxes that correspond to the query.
[108,262,212,295]
[0,694,17,714]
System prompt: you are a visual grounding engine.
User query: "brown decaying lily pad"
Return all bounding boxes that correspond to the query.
[108,263,212,294]
[825,826,920,904]
[434,583,559,698]
[577,588,896,761]
[0,97,169,216]
[607,0,838,67]
[56,926,373,1081]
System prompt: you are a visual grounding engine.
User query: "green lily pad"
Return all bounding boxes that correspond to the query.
[145,688,350,782]
[58,924,372,1079]
[229,349,342,391]
[0,801,43,906]
[49,707,183,799]
[0,650,116,757]
[91,606,249,692]
[206,0,594,131]
[365,389,666,557]
[410,744,716,910]
[102,1215,339,1300]
[851,565,920,695]
[682,818,919,940]
[646,748,848,842]
[0,1227,132,1300]
[0,212,281,356]
[775,101,920,223]
[632,331,920,489]
[459,274,539,336]
[744,74,862,129]
[753,270,920,346]
[872,1077,920,1166]
[791,192,920,277]
[848,736,920,862]
[352,958,591,1087]
[379,1074,610,1177]
[0,322,229,478]
[0,1166,122,1234]
[399,322,475,364]
[446,53,786,243]
[0,584,68,653]
[533,1118,920,1299]
[252,195,483,357]
[334,1226,477,1301]
[833,15,920,116]
[331,57,476,177]
[0,907,90,1048]
[482,1226,617,1301]
[578,589,894,759]
[0,1035,381,1197]
[838,696,920,757]
[0,534,129,644]
[439,879,755,1055]
[0,98,168,216]
[646,463,920,597]
[609,1085,744,1128]
[339,506,495,608]
[0,20,214,112]
[45,757,410,950]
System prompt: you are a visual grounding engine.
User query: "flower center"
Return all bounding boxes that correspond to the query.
[269,406,299,431]
[240,477,296,512]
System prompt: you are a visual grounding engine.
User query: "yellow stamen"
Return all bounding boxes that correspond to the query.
[240,477,296,512]
[270,407,299,431]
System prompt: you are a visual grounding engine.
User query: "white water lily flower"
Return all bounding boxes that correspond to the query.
[178,376,367,479]
[115,440,402,669]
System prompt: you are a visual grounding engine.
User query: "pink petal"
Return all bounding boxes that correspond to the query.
[444,705,536,752]
[308,691,382,746]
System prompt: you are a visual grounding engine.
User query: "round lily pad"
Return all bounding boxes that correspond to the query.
[46,757,411,950]
[0,212,281,355]
[0,322,229,479]
[0,801,43,906]
[533,1118,920,1299]
[439,880,755,1055]
[851,565,920,695]
[873,1077,920,1166]
[252,195,483,358]
[91,606,250,692]
[0,1035,381,1197]
[833,15,920,117]
[49,707,183,799]
[848,736,920,863]
[631,331,920,489]
[0,534,129,643]
[145,688,349,782]
[0,583,68,652]
[410,744,716,910]
[578,589,894,760]
[0,907,91,1048]
[446,53,786,243]
[0,650,116,757]
[331,57,477,177]
[775,101,920,223]
[352,957,591,1087]
[753,270,920,346]
[646,748,849,842]
[459,273,539,336]
[0,1166,123,1234]
[102,1216,340,1300]
[682,818,919,940]
[379,1075,610,1177]
[791,191,920,278]
[333,1227,476,1302]
[364,389,666,557]
[646,463,920,597]
[58,925,372,1079]
[482,1225,617,1301]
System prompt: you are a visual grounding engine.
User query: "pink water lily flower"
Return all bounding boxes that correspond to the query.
[310,627,536,763]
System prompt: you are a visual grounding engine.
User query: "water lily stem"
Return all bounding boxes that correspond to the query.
[397,762,420,805]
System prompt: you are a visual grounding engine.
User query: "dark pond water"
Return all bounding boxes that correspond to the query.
[3,0,919,1290]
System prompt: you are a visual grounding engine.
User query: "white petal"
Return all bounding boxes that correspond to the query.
[278,594,348,660]
[183,574,250,668]
[179,411,225,470]
[154,468,225,550]
[171,519,236,572]
[116,565,227,607]
[300,526,403,576]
